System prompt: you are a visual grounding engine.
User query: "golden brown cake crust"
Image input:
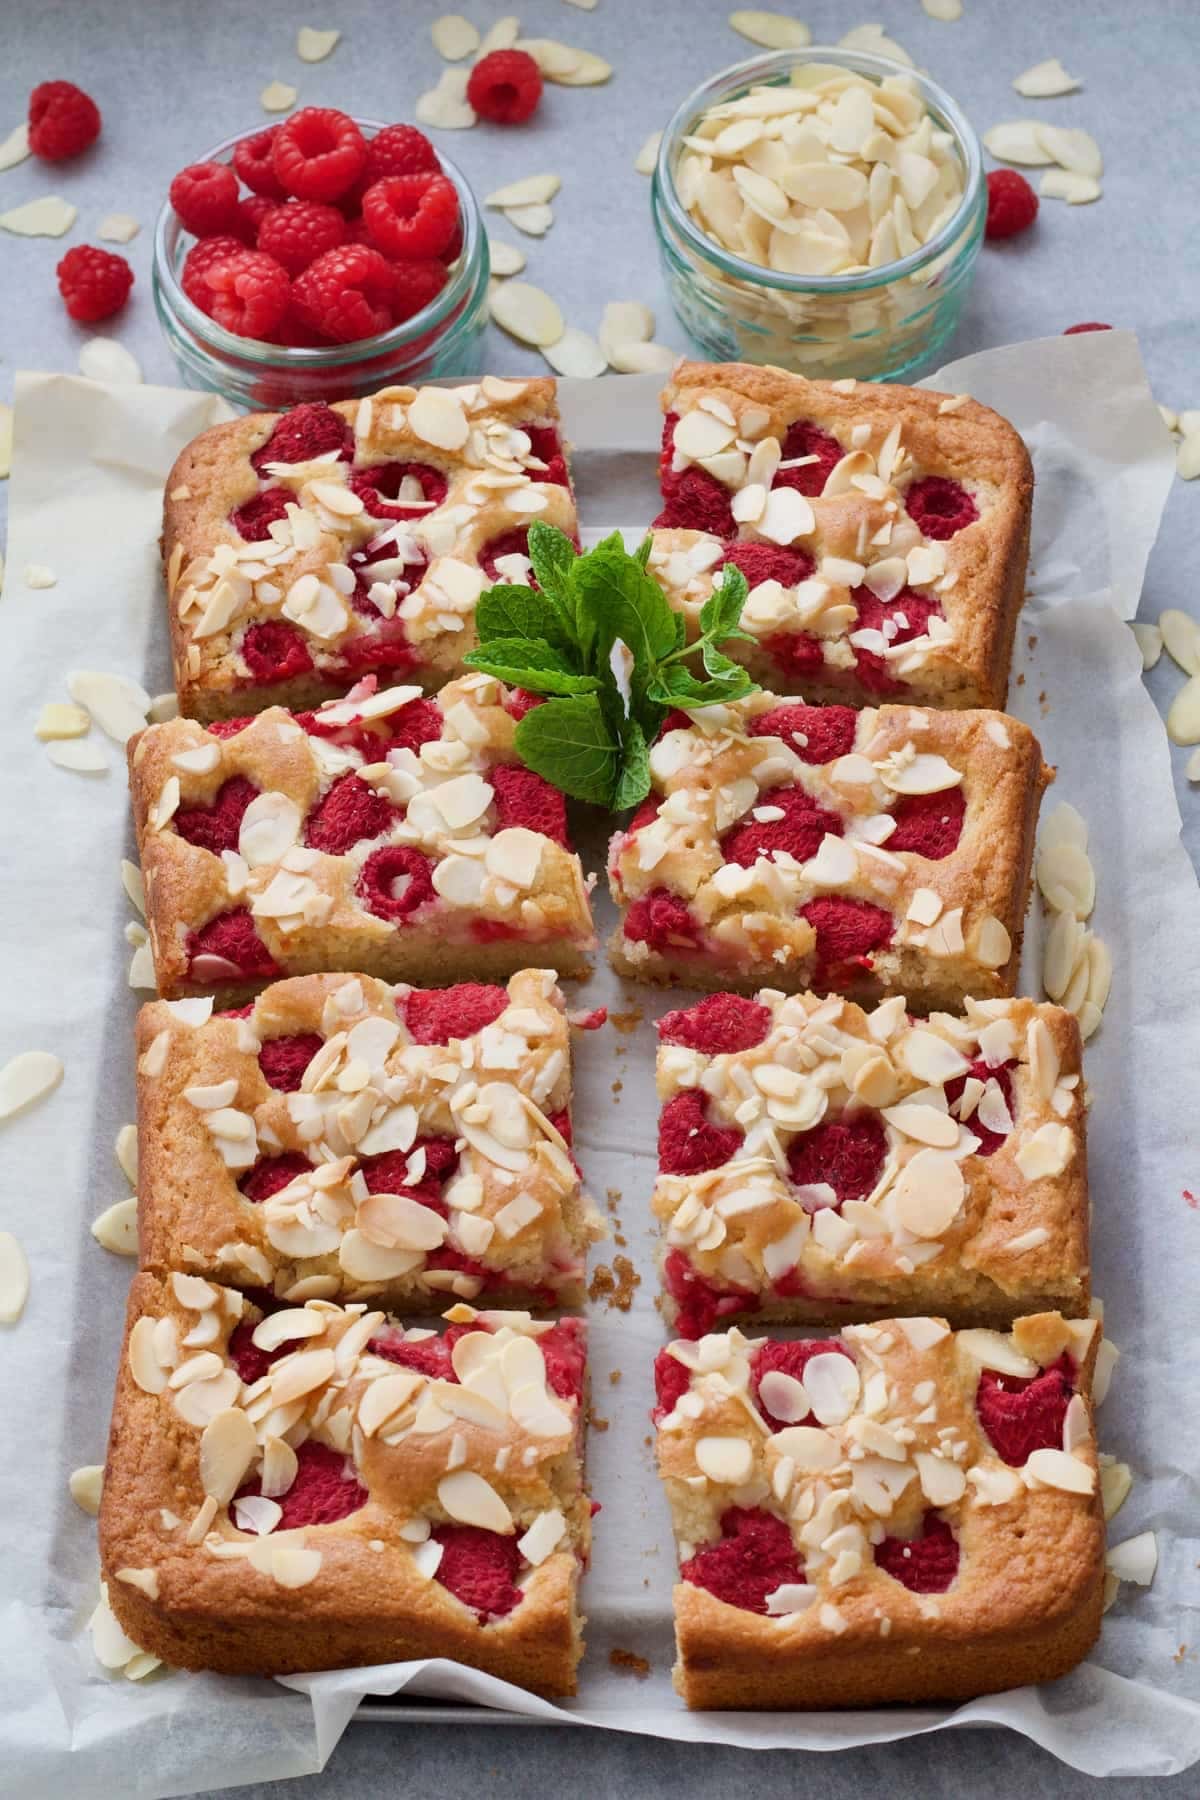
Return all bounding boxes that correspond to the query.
[100,1273,589,1693]
[652,361,1034,711]
[163,377,574,720]
[655,1313,1104,1709]
[608,694,1050,1008]
[127,675,595,1001]
[653,991,1089,1330]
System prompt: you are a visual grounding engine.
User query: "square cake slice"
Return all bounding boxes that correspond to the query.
[607,692,1049,1006]
[649,361,1033,710]
[129,674,595,1001]
[99,1276,590,1692]
[136,970,603,1310]
[652,990,1088,1336]
[163,377,575,720]
[653,1312,1103,1709]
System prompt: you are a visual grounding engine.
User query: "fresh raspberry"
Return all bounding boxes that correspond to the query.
[227,1318,280,1386]
[467,49,543,125]
[234,126,286,198]
[304,772,399,855]
[384,694,443,753]
[403,984,508,1044]
[240,619,315,685]
[229,486,291,542]
[1064,321,1112,334]
[658,1089,744,1177]
[173,776,259,856]
[239,1151,312,1202]
[300,691,439,758]
[55,245,134,323]
[364,122,440,183]
[363,1137,459,1215]
[652,1348,693,1422]
[433,1525,524,1620]
[349,461,448,519]
[681,1508,804,1615]
[333,620,421,678]
[180,235,245,313]
[491,763,569,846]
[904,476,978,541]
[875,1512,960,1593]
[850,587,944,694]
[749,1339,854,1429]
[653,466,737,537]
[169,160,241,237]
[187,908,280,981]
[721,541,814,590]
[985,168,1038,241]
[773,419,843,496]
[28,80,100,161]
[479,526,534,583]
[389,256,449,322]
[252,401,354,471]
[622,888,703,953]
[258,1033,324,1092]
[236,194,281,244]
[207,717,254,739]
[944,1058,1016,1156]
[975,1353,1074,1466]
[293,243,396,342]
[721,784,842,869]
[658,993,772,1055]
[663,1249,751,1340]
[887,786,966,859]
[362,173,460,260]
[256,200,346,275]
[200,247,291,341]
[356,845,436,922]
[749,703,856,765]
[505,687,546,722]
[763,629,825,683]
[238,1440,368,1529]
[538,1317,586,1403]
[799,897,894,980]
[522,424,571,487]
[272,107,367,203]
[786,1114,887,1208]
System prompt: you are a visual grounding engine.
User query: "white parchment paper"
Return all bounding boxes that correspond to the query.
[2,335,1198,1796]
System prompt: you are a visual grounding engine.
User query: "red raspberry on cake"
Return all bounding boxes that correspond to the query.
[56,245,134,323]
[256,200,347,275]
[985,168,1038,241]
[292,243,395,342]
[169,161,242,237]
[467,49,543,125]
[28,79,100,161]
[362,173,459,260]
[272,106,367,203]
[173,776,259,856]
[873,1512,960,1593]
[658,992,772,1055]
[773,419,843,496]
[658,1089,744,1176]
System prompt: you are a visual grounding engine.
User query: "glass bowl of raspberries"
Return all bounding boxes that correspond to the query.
[652,47,985,382]
[152,109,489,408]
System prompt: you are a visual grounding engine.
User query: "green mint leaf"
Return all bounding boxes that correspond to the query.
[633,535,653,570]
[699,562,751,642]
[514,694,622,807]
[647,662,755,709]
[475,584,576,660]
[573,534,679,739]
[613,718,651,810]
[700,638,742,679]
[525,522,581,638]
[462,640,602,697]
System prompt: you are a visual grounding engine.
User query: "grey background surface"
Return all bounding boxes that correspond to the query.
[2,1,1197,1794]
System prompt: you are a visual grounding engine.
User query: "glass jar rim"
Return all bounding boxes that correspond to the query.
[152,115,487,371]
[653,45,984,297]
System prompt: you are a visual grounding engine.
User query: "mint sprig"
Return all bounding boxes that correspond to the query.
[463,522,758,808]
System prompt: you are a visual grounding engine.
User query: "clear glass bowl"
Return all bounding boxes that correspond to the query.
[153,118,490,410]
[651,47,985,383]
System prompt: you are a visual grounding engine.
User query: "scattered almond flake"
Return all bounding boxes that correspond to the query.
[1106,1531,1158,1587]
[121,858,146,917]
[34,702,89,741]
[0,1232,29,1323]
[0,194,77,236]
[1180,409,1200,435]
[1176,436,1200,482]
[475,15,520,58]
[504,201,554,236]
[1167,675,1200,745]
[148,691,180,723]
[91,1197,139,1256]
[70,1465,104,1515]
[922,0,962,17]
[983,120,1055,166]
[47,738,108,773]
[0,121,30,173]
[97,212,140,243]
[487,236,526,276]
[562,0,598,8]
[1039,169,1101,205]
[729,11,813,50]
[129,940,157,990]
[432,13,480,59]
[599,300,653,361]
[606,340,677,373]
[1158,609,1200,676]
[1187,749,1200,784]
[260,81,299,114]
[838,23,914,66]
[1159,403,1180,433]
[296,26,341,62]
[67,669,151,744]
[115,1122,139,1185]
[0,1049,64,1122]
[79,337,143,384]
[542,326,607,378]
[24,564,57,589]
[0,401,11,477]
[486,173,561,208]
[635,130,662,176]
[1013,57,1081,98]
[1131,622,1162,671]
[1036,122,1102,177]
[517,39,611,84]
[488,279,565,347]
[416,66,477,130]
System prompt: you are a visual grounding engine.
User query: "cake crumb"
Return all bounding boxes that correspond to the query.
[608,1369,622,1386]
[606,1186,623,1210]
[611,1079,623,1096]
[589,1410,610,1432]
[609,1007,643,1034]
[588,1254,641,1310]
[609,1648,651,1678]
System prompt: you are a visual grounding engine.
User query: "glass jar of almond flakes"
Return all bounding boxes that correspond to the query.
[652,48,986,382]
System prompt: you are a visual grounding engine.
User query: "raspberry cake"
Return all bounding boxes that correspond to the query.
[128,674,595,1001]
[100,1276,590,1691]
[653,990,1088,1336]
[650,362,1033,710]
[653,1312,1103,1708]
[607,692,1049,1006]
[135,970,602,1309]
[163,378,575,721]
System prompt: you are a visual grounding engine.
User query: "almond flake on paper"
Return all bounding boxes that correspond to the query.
[1130,623,1162,671]
[729,12,813,50]
[47,739,108,773]
[838,23,914,67]
[983,121,1055,167]
[599,300,654,360]
[260,81,299,114]
[606,341,677,373]
[0,1049,64,1121]
[296,26,341,62]
[35,702,89,740]
[475,16,521,59]
[432,14,480,60]
[487,236,526,276]
[921,0,962,18]
[486,174,561,209]
[24,564,57,589]
[488,280,565,347]
[1013,58,1082,98]
[1039,169,1101,205]
[504,202,554,237]
[0,195,77,237]
[542,327,607,378]
[635,130,662,176]
[79,338,143,384]
[0,122,30,173]
[0,1233,30,1323]
[416,67,477,131]
[97,213,140,244]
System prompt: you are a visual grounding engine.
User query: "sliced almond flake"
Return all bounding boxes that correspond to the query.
[115,1122,139,1185]
[0,1231,29,1321]
[983,120,1054,167]
[35,702,89,741]
[635,130,662,175]
[0,195,77,236]
[1131,622,1162,670]
[70,1465,104,1514]
[475,15,521,58]
[416,67,477,130]
[504,201,554,236]
[1100,1460,1132,1522]
[542,327,607,378]
[598,299,654,360]
[549,48,612,86]
[0,122,30,173]
[297,25,340,61]
[1037,123,1102,178]
[128,940,156,990]
[1039,169,1101,205]
[433,14,482,59]
[922,0,962,15]
[438,1468,513,1531]
[1158,609,1200,675]
[24,563,57,589]
[1106,1530,1157,1586]
[489,280,565,347]
[728,11,812,49]
[487,236,526,276]
[96,211,140,244]
[1186,748,1200,784]
[838,23,914,66]
[1178,436,1200,482]
[1167,675,1200,745]
[515,36,584,77]
[67,669,150,744]
[91,1197,139,1256]
[607,340,677,374]
[1013,57,1082,98]
[563,0,599,8]
[79,337,143,384]
[0,1049,64,1121]
[260,80,298,113]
